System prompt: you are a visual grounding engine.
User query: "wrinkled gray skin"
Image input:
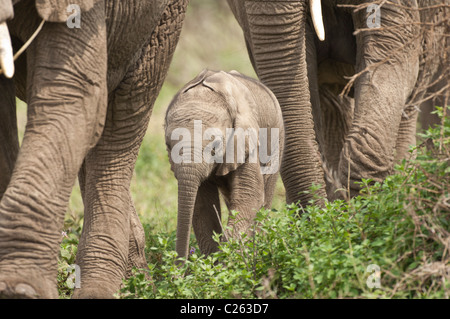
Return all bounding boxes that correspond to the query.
[0,0,189,298]
[227,0,448,202]
[419,70,448,130]
[165,70,284,260]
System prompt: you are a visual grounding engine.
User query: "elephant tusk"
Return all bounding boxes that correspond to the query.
[0,19,45,79]
[0,22,14,78]
[310,0,325,41]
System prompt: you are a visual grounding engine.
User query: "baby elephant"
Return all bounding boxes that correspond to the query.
[165,69,284,260]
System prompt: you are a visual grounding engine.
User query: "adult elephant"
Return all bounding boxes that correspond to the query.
[227,0,447,202]
[0,0,189,298]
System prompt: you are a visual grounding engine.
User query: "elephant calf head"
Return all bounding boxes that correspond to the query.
[164,69,284,260]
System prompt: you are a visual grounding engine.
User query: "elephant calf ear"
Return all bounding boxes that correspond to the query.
[35,0,95,22]
[203,72,260,177]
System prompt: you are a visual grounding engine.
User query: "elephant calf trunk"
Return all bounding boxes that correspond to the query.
[175,175,200,261]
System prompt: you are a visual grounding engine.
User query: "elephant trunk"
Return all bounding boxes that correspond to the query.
[176,169,200,261]
[244,1,326,205]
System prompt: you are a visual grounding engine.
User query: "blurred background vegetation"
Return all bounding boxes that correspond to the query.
[16,0,285,236]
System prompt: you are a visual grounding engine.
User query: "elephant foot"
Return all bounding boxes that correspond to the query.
[70,275,124,299]
[0,276,56,299]
[0,271,58,299]
[0,282,37,299]
[71,285,119,299]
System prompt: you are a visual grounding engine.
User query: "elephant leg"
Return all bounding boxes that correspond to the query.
[75,71,151,299]
[336,1,421,198]
[319,84,354,197]
[262,129,284,209]
[80,155,149,283]
[319,85,354,172]
[395,106,419,163]
[225,163,264,238]
[262,172,278,209]
[73,3,186,298]
[126,202,147,276]
[192,180,222,256]
[0,76,18,200]
[0,3,107,299]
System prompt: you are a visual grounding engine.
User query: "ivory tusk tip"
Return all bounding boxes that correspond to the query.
[2,64,15,78]
[317,32,325,42]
